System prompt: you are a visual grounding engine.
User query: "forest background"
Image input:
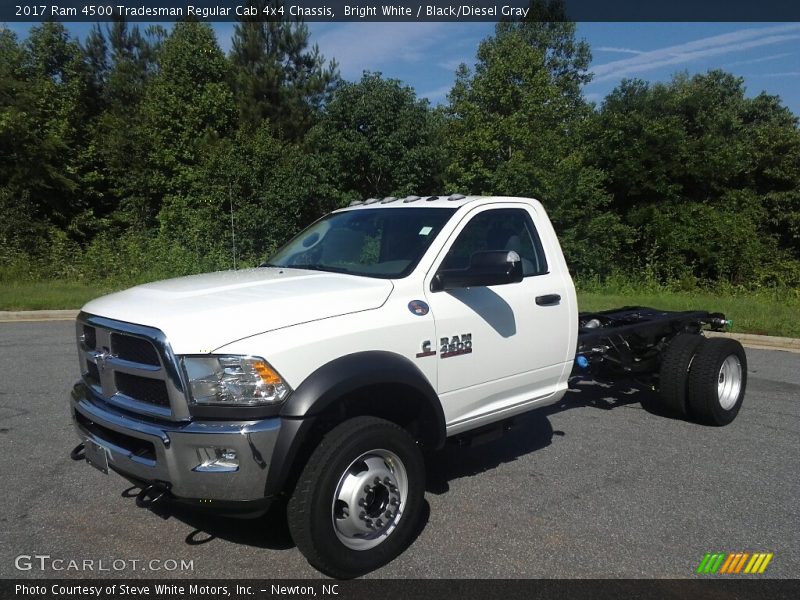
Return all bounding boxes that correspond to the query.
[1,1,798,335]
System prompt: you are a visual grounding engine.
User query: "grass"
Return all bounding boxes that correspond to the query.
[1,278,798,338]
[577,289,800,339]
[0,280,117,311]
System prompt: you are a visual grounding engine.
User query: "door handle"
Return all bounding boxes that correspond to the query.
[535,294,561,306]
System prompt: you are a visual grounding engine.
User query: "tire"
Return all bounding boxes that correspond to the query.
[687,338,747,426]
[658,333,706,416]
[286,416,425,578]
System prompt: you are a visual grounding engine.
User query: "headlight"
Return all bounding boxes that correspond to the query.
[180,355,290,407]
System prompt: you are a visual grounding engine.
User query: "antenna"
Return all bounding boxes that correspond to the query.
[229,184,237,270]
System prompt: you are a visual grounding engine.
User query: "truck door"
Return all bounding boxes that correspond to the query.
[424,203,573,430]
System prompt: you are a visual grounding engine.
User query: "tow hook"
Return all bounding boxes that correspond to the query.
[135,483,171,509]
[69,442,86,461]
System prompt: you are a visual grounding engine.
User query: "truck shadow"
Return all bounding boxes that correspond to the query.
[130,489,431,554]
[127,378,669,550]
[426,377,673,494]
[553,377,675,419]
[135,494,296,551]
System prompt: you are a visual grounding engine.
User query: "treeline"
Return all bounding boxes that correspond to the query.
[1,7,799,290]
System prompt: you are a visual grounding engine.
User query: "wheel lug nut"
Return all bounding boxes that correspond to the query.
[375,519,383,527]
[383,477,392,485]
[359,511,366,519]
[390,499,399,506]
[373,477,381,484]
[358,498,367,507]
[384,511,392,518]
[363,485,371,493]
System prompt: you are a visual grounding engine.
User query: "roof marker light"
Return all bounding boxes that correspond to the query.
[349,200,364,206]
[403,195,422,203]
[364,197,382,204]
[426,196,440,201]
[447,194,466,201]
[381,196,399,203]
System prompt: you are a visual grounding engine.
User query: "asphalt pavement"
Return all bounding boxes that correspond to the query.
[0,321,797,579]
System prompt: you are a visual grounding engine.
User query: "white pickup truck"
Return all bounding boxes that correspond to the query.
[69,195,747,577]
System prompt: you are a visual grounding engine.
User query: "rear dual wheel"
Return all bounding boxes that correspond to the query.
[687,338,747,426]
[659,335,747,425]
[659,333,705,417]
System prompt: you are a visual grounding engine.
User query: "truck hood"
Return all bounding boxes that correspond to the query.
[82,268,394,354]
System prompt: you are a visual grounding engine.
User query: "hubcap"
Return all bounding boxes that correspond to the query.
[717,354,742,410]
[331,449,408,550]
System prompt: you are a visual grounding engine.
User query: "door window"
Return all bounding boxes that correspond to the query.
[441,208,548,276]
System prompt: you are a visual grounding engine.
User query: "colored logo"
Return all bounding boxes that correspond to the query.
[696,552,773,574]
[408,300,429,316]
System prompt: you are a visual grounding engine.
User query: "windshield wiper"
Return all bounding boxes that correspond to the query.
[312,265,353,275]
[260,262,357,275]
[282,264,354,275]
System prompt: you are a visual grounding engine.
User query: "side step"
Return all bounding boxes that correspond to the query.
[448,418,515,447]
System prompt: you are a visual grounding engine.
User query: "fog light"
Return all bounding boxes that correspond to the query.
[193,447,239,472]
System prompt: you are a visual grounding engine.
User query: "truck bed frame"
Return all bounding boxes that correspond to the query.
[575,306,729,381]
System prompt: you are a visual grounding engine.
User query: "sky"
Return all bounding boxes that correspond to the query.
[297,21,800,114]
[4,20,800,115]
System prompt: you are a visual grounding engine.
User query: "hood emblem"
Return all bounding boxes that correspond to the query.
[93,348,115,372]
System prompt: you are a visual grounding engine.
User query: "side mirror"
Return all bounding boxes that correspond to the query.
[431,250,523,292]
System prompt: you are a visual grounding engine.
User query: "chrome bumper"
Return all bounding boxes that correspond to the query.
[70,382,280,502]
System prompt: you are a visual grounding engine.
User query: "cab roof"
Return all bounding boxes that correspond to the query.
[335,194,486,211]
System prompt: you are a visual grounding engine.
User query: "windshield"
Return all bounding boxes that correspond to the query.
[266,208,456,278]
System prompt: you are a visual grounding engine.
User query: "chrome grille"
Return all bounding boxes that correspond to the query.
[115,372,170,407]
[76,314,189,421]
[111,332,160,366]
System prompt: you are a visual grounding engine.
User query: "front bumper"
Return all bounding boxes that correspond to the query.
[70,382,281,507]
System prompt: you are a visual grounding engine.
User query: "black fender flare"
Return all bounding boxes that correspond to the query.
[264,351,445,496]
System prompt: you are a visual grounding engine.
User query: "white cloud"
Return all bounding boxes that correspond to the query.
[591,24,800,83]
[314,23,447,79]
[724,52,793,67]
[757,71,800,77]
[596,47,644,55]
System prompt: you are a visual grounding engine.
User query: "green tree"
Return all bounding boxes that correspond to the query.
[87,21,163,229]
[141,22,237,252]
[0,23,90,234]
[309,72,444,201]
[591,70,800,285]
[230,0,338,138]
[445,17,626,276]
[187,124,334,268]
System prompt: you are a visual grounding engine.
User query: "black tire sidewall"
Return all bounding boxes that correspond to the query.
[659,333,706,416]
[291,418,425,578]
[688,339,747,426]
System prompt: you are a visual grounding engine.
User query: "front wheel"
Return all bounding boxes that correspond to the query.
[287,416,425,578]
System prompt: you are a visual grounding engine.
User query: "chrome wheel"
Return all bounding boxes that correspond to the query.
[331,449,408,551]
[717,354,742,410]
